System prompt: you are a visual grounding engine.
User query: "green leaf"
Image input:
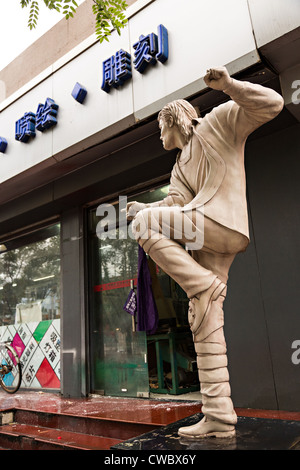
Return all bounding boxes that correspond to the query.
[23,0,128,44]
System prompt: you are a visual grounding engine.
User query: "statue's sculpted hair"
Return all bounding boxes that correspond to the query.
[158,99,198,143]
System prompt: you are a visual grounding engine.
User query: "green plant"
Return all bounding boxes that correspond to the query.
[93,0,128,43]
[20,0,128,42]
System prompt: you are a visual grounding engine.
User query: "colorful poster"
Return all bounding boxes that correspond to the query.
[0,320,60,390]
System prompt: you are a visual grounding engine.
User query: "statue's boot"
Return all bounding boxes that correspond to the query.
[179,288,237,438]
[178,416,235,439]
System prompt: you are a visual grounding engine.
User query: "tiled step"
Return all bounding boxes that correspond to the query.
[0,393,203,450]
[13,408,160,441]
[0,408,160,450]
[0,422,122,450]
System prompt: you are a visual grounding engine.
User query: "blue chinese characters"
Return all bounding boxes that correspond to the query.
[15,98,59,143]
[101,24,168,92]
[133,24,168,73]
[6,24,170,150]
[36,98,59,132]
[102,49,132,93]
[15,112,36,143]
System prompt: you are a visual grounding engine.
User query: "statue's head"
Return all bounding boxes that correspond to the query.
[158,99,198,150]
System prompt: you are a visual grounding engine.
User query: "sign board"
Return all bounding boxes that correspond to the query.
[0,0,258,185]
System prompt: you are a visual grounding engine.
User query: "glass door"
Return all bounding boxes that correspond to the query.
[88,186,170,397]
[88,234,148,397]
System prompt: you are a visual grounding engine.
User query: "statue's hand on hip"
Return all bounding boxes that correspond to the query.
[204,66,233,91]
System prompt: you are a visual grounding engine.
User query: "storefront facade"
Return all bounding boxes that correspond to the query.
[0,0,299,411]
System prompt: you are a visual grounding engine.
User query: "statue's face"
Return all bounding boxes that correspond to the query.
[159,117,179,151]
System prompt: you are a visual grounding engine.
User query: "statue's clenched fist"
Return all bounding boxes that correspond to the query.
[204,66,233,91]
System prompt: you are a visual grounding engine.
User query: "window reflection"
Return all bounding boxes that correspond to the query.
[0,224,60,326]
[88,184,192,396]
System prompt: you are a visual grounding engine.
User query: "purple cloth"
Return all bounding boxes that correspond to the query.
[137,245,158,335]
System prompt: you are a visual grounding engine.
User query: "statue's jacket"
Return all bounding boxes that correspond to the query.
[160,80,284,244]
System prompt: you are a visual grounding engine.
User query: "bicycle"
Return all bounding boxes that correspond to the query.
[0,341,22,394]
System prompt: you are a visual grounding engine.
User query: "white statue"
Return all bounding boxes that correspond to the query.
[126,66,284,438]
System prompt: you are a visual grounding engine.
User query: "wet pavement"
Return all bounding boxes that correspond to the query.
[0,390,202,427]
[112,413,300,450]
[0,390,299,450]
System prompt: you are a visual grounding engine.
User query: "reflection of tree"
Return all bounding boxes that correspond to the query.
[0,234,60,325]
[99,230,138,334]
[99,229,138,283]
[90,188,172,390]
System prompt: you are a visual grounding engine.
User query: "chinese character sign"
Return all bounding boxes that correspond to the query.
[15,112,36,143]
[101,24,168,92]
[15,98,59,143]
[4,25,169,150]
[0,320,60,389]
[102,49,132,93]
[115,50,132,86]
[36,98,59,132]
[133,24,169,73]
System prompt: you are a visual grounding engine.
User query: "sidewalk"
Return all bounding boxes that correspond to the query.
[0,389,202,426]
[0,390,299,450]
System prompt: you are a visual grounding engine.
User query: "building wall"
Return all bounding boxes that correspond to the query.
[0,0,260,195]
[0,0,299,408]
[0,0,137,102]
[226,123,300,411]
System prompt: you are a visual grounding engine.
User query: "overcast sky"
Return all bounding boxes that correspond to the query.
[0,0,84,71]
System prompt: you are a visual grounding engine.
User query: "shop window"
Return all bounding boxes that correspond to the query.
[88,185,198,398]
[0,223,61,390]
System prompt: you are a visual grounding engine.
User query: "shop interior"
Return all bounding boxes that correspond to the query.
[88,184,199,399]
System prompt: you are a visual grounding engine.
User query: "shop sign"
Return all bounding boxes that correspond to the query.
[15,112,36,143]
[101,24,168,92]
[0,95,60,152]
[15,98,59,143]
[0,24,168,152]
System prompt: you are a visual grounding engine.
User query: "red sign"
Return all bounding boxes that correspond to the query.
[94,277,137,292]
